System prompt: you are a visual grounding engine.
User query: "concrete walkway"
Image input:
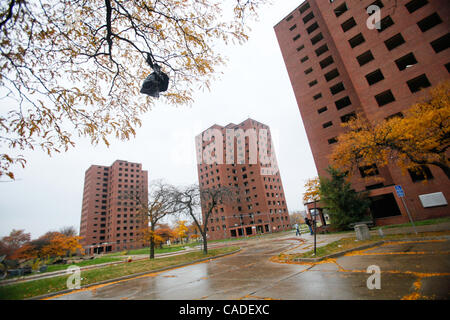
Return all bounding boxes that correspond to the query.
[49,230,450,300]
[2,222,449,286]
[280,222,450,255]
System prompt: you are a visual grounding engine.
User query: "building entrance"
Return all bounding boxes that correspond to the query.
[370,193,402,219]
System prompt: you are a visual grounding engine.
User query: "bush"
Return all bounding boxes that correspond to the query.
[319,167,371,230]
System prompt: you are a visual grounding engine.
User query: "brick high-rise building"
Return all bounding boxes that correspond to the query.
[274,0,449,225]
[196,118,290,240]
[79,160,148,254]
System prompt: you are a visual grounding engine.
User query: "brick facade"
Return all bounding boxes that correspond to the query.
[79,160,148,254]
[196,118,290,240]
[275,0,450,225]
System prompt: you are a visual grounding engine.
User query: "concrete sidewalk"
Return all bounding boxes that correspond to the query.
[282,221,450,255]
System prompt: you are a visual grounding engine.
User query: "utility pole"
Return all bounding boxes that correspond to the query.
[314,200,317,256]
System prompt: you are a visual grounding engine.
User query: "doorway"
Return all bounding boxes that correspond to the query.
[370,193,402,219]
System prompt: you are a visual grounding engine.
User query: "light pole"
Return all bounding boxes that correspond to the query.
[313,200,317,256]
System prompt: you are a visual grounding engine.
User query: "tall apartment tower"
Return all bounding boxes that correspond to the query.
[79,160,148,254]
[196,118,290,240]
[274,0,449,225]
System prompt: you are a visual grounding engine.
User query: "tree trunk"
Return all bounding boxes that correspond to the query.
[150,240,155,259]
[202,232,208,254]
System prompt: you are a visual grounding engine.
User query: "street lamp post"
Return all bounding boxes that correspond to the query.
[313,200,317,256]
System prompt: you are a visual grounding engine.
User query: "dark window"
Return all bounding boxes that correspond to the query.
[335,96,352,110]
[293,34,301,41]
[313,93,322,100]
[405,0,428,13]
[385,112,403,120]
[349,33,365,48]
[340,112,356,123]
[330,82,345,95]
[315,44,329,57]
[370,193,402,218]
[303,11,314,24]
[311,32,323,45]
[318,106,328,114]
[375,90,395,106]
[300,56,309,63]
[445,62,450,73]
[299,2,310,14]
[289,24,297,31]
[324,68,339,82]
[359,164,379,177]
[341,17,356,32]
[367,0,384,12]
[319,55,334,69]
[306,22,319,34]
[395,52,418,71]
[296,44,305,52]
[308,79,318,87]
[378,16,394,33]
[417,13,442,32]
[365,69,384,85]
[430,33,450,53]
[286,15,294,22]
[334,3,348,17]
[408,165,433,182]
[322,121,333,128]
[365,183,385,190]
[328,137,338,144]
[304,67,313,74]
[384,33,405,51]
[356,50,374,66]
[406,74,431,93]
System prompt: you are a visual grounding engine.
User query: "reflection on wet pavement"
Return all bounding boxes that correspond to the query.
[49,236,450,300]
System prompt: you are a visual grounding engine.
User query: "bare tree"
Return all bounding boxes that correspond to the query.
[59,226,78,237]
[174,184,237,254]
[125,180,178,259]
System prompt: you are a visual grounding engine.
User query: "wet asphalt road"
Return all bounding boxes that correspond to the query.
[50,236,450,300]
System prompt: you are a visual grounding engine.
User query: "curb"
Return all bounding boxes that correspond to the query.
[292,235,450,263]
[27,247,242,300]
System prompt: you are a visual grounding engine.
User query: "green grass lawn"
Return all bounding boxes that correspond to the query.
[3,256,123,280]
[44,256,123,273]
[0,246,239,300]
[106,245,186,256]
[373,217,450,230]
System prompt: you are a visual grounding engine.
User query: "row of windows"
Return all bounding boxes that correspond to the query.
[359,163,434,183]
[117,162,139,167]
[310,37,445,121]
[207,214,290,231]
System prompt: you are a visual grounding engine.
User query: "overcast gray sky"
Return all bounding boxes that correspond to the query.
[0,0,317,239]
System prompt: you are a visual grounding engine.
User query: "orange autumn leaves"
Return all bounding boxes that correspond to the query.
[330,81,450,180]
[138,220,195,246]
[11,232,83,260]
[303,177,320,204]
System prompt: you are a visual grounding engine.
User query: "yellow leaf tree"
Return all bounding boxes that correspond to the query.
[174,220,188,243]
[0,0,267,179]
[40,233,83,258]
[303,177,320,204]
[331,81,450,180]
[138,227,164,249]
